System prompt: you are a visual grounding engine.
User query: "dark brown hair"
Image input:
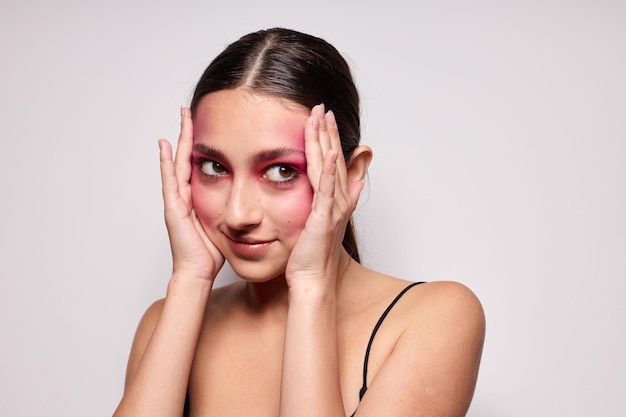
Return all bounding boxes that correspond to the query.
[190,28,362,262]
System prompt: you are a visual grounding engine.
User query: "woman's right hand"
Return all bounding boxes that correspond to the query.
[159,107,224,283]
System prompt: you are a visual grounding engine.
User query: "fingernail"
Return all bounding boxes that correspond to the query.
[326,110,337,128]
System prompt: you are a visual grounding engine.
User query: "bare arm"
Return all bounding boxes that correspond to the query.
[280,106,484,417]
[280,106,369,416]
[280,285,344,416]
[114,278,212,417]
[356,281,485,417]
[113,108,224,417]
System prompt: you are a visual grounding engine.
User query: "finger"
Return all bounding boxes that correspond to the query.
[325,110,350,199]
[174,107,194,190]
[313,149,338,214]
[304,104,324,190]
[159,139,179,205]
[347,178,365,210]
[317,104,331,157]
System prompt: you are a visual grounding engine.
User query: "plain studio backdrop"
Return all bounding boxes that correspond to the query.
[1,1,624,416]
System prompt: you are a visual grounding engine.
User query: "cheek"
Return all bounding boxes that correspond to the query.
[274,185,314,233]
[190,179,224,228]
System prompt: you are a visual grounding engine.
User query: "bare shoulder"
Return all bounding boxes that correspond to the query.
[396,280,485,356]
[354,277,486,417]
[356,267,484,325]
[409,281,485,326]
[141,297,166,322]
[123,284,238,388]
[135,298,166,337]
[124,298,165,388]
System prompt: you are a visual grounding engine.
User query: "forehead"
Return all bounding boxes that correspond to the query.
[193,89,309,151]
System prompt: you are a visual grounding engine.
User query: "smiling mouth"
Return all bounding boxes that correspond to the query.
[225,235,273,246]
[224,234,275,256]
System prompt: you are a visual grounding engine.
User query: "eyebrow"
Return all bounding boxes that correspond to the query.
[251,147,305,163]
[193,144,226,161]
[193,144,304,163]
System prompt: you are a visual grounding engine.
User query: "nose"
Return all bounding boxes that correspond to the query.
[224,177,263,230]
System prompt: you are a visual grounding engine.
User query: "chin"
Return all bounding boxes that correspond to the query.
[226,259,287,283]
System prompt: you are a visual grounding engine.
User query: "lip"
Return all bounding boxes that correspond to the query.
[224,234,275,258]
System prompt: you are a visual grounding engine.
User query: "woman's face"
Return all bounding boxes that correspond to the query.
[191,88,314,282]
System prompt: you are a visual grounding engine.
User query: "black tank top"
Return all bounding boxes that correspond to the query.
[183,281,425,417]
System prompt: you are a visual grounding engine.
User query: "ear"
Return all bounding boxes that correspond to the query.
[346,145,373,184]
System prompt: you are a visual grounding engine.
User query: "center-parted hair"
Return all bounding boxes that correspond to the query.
[190,27,362,262]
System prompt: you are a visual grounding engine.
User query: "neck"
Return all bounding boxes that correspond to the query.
[242,275,290,312]
[239,249,358,311]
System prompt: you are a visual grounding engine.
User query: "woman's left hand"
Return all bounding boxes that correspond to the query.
[285,104,365,290]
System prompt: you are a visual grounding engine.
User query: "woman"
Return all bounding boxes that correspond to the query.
[113,28,485,417]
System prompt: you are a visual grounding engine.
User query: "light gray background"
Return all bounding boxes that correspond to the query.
[1,1,624,416]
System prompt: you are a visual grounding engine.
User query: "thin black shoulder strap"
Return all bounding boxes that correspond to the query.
[183,392,190,417]
[358,281,425,400]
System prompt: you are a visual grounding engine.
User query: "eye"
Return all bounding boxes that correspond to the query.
[264,165,297,182]
[200,160,228,176]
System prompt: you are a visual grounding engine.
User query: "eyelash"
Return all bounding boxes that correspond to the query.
[263,165,299,183]
[197,160,227,177]
[194,159,300,185]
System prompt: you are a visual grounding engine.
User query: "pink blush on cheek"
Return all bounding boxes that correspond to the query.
[280,186,314,229]
[190,177,225,232]
[295,187,314,211]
